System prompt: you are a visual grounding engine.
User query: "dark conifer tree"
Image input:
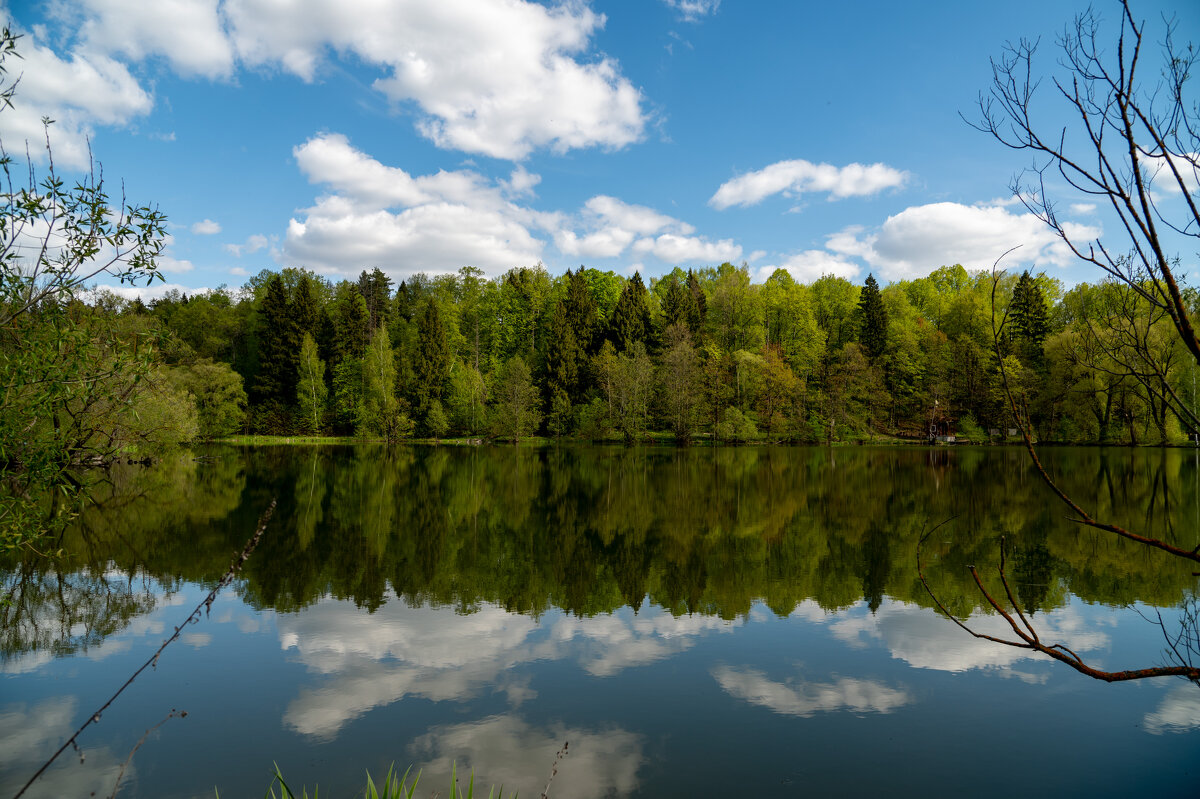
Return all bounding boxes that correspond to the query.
[412,299,451,412]
[565,267,599,356]
[686,269,707,339]
[336,290,370,361]
[358,267,393,331]
[661,274,691,331]
[1009,270,1050,365]
[609,272,653,353]
[857,273,888,359]
[546,299,583,403]
[292,275,319,339]
[253,274,300,405]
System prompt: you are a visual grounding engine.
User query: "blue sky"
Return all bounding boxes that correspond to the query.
[3,0,1197,297]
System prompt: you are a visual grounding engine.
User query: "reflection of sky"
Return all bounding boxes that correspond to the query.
[0,698,126,799]
[712,666,911,717]
[277,595,737,739]
[1144,684,1200,734]
[828,598,1111,673]
[411,714,644,799]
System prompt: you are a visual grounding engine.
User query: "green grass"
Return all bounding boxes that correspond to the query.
[217,762,516,799]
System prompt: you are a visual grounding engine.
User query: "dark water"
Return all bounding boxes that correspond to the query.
[2,445,1199,797]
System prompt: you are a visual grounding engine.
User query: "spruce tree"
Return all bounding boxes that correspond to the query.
[413,299,450,412]
[292,275,319,339]
[661,274,691,331]
[686,269,707,339]
[608,272,652,354]
[253,274,299,405]
[1009,271,1049,364]
[857,273,888,359]
[565,267,599,355]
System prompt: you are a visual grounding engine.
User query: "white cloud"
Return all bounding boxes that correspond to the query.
[75,0,235,79]
[1069,203,1097,215]
[827,201,1102,282]
[229,266,250,277]
[710,159,908,210]
[712,666,912,717]
[286,134,741,277]
[1143,152,1200,196]
[663,0,722,22]
[225,0,646,159]
[102,281,210,301]
[191,218,221,235]
[225,234,270,257]
[754,249,860,283]
[0,31,153,169]
[632,232,741,264]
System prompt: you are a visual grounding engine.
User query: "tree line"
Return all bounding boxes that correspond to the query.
[126,259,1198,445]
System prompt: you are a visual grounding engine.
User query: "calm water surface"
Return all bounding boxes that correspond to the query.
[3,445,1199,797]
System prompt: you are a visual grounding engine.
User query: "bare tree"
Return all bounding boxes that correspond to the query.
[921,1,1200,684]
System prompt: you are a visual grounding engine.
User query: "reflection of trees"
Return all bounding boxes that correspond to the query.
[1,452,245,659]
[6,443,1198,658]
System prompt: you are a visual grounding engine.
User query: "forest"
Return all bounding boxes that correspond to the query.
[63,258,1198,448]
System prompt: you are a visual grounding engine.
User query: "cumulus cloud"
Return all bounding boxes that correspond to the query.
[824,201,1102,281]
[22,0,647,163]
[632,233,741,264]
[710,159,908,210]
[754,249,860,283]
[285,133,740,277]
[225,234,270,257]
[0,31,153,169]
[225,0,645,159]
[712,666,912,717]
[191,218,222,235]
[75,0,235,79]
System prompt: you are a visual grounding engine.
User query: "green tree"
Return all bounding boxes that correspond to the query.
[413,299,451,413]
[168,359,248,439]
[857,273,888,359]
[1008,270,1050,365]
[252,274,299,408]
[362,325,406,440]
[297,333,327,434]
[608,272,653,353]
[490,356,541,442]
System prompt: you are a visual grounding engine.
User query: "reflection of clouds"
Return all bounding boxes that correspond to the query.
[0,649,53,674]
[411,714,643,799]
[0,698,125,799]
[713,666,911,717]
[181,632,211,647]
[278,595,734,739]
[1143,685,1200,735]
[830,600,1110,673]
[551,609,736,677]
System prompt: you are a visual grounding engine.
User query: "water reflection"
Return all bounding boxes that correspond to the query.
[411,715,645,799]
[0,699,126,799]
[712,666,912,717]
[278,594,736,739]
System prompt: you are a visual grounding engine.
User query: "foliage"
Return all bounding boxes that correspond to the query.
[489,356,541,442]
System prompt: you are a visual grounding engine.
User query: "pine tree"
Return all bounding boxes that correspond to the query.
[857,273,888,360]
[661,274,691,331]
[545,300,582,403]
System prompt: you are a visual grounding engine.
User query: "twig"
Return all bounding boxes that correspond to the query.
[539,740,568,799]
[12,499,275,799]
[107,708,186,799]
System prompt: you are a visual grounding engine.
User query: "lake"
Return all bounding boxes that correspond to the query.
[3,445,1199,797]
